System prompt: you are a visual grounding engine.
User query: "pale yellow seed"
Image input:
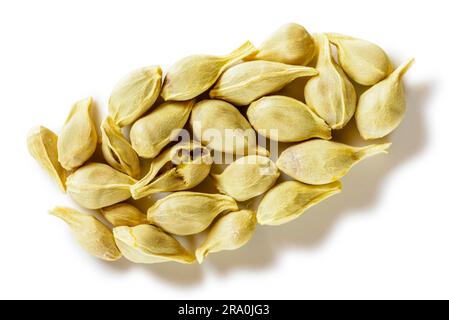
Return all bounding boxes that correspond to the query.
[161,41,258,101]
[304,34,356,129]
[257,181,342,226]
[356,58,415,140]
[252,23,316,65]
[190,99,268,156]
[211,155,280,202]
[247,95,331,142]
[210,60,318,106]
[27,126,67,192]
[66,163,137,210]
[130,100,194,159]
[196,210,257,264]
[50,207,121,261]
[58,97,98,171]
[109,66,162,127]
[100,203,148,227]
[276,139,391,185]
[147,192,239,236]
[327,33,393,86]
[113,224,196,264]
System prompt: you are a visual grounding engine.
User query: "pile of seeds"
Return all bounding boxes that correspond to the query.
[27,23,414,265]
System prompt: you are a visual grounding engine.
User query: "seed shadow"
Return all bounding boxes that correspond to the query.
[139,263,204,287]
[99,256,204,287]
[122,81,431,281]
[207,81,432,274]
[276,77,308,102]
[99,257,134,273]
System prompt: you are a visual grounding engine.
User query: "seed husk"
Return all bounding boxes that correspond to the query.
[50,207,121,261]
[101,116,140,179]
[130,141,212,199]
[252,23,316,65]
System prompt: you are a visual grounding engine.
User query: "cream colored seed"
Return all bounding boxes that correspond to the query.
[252,23,316,66]
[210,60,318,106]
[147,192,239,236]
[50,207,122,261]
[356,58,415,140]
[276,139,391,185]
[304,34,356,129]
[113,224,195,264]
[196,210,257,264]
[66,163,137,210]
[58,97,98,171]
[101,116,140,179]
[257,181,342,226]
[27,126,67,192]
[247,95,331,142]
[100,203,148,227]
[130,100,194,159]
[326,33,393,86]
[161,41,258,101]
[190,99,268,156]
[109,66,162,127]
[211,155,280,202]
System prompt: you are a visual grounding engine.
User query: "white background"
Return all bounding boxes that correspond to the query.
[0,0,448,300]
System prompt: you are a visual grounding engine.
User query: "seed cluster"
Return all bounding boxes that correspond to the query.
[28,23,413,265]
